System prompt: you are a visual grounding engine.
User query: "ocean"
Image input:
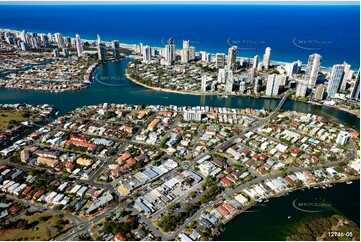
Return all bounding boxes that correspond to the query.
[0,4,359,68]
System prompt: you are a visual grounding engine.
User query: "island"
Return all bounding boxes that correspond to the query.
[287,214,360,241]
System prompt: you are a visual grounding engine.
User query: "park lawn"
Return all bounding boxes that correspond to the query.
[0,212,73,241]
[0,111,29,131]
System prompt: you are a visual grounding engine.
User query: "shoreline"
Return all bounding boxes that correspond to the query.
[124,69,360,118]
[213,177,360,240]
[0,27,347,72]
[125,71,282,100]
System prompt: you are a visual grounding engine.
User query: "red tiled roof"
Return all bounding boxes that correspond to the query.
[221,177,232,186]
[222,203,235,212]
[216,205,229,216]
[115,232,126,241]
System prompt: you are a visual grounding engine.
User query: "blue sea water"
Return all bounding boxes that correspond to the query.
[0,4,359,68]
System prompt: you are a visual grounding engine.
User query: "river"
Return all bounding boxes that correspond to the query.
[0,58,360,240]
[0,59,359,130]
[215,182,360,241]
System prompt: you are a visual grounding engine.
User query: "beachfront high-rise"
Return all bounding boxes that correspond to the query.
[20,42,29,51]
[30,36,40,49]
[305,53,322,88]
[20,30,28,44]
[181,40,190,63]
[142,45,152,63]
[340,62,352,91]
[40,34,49,48]
[262,47,271,70]
[216,53,225,69]
[112,40,120,58]
[164,38,175,65]
[75,34,83,57]
[54,32,65,48]
[350,69,360,100]
[200,51,211,62]
[285,60,302,77]
[189,46,196,61]
[253,55,259,69]
[327,64,344,98]
[265,74,280,96]
[227,46,237,71]
[97,34,106,61]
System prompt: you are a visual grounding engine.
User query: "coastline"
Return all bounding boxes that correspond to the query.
[0,28,342,72]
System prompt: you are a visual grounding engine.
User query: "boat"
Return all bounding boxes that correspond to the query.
[328,184,333,187]
[346,181,353,185]
[321,185,326,189]
[288,216,291,219]
[264,199,269,202]
[221,95,229,98]
[314,186,319,189]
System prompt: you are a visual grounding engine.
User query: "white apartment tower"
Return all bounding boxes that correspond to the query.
[181,40,190,63]
[164,38,176,65]
[227,46,237,71]
[327,64,344,98]
[75,34,83,57]
[253,55,259,69]
[305,53,322,88]
[216,53,225,69]
[262,47,271,70]
[142,45,152,63]
[340,62,351,90]
[54,32,65,48]
[266,74,280,96]
[295,79,308,97]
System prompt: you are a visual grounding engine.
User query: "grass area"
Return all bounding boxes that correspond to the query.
[0,111,30,131]
[0,212,73,241]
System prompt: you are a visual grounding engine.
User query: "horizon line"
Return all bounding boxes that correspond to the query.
[0,0,359,5]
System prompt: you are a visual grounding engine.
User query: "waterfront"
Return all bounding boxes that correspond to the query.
[0,59,359,130]
[215,181,360,241]
[0,4,359,68]
[0,2,360,240]
[0,58,360,240]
